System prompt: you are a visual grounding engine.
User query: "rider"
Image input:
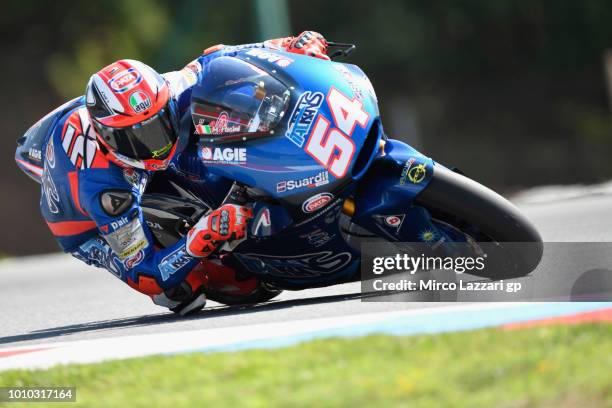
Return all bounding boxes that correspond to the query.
[18,32,330,315]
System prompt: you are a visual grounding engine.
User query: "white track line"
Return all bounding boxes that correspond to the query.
[0,303,515,371]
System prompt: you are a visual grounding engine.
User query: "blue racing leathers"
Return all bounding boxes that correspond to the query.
[25,42,275,301]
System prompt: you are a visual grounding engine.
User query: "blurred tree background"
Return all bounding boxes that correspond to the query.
[1,0,611,255]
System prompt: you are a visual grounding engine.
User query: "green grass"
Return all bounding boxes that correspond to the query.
[1,324,612,407]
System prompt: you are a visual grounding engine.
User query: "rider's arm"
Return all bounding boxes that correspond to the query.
[77,169,201,293]
[200,31,329,61]
[262,31,330,60]
[75,168,251,295]
[162,30,329,97]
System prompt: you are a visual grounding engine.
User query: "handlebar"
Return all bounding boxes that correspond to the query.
[221,182,250,206]
[327,41,357,60]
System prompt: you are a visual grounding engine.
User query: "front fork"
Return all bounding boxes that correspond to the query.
[347,139,448,243]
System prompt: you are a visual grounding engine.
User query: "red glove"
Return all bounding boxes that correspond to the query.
[186,204,253,257]
[269,31,330,61]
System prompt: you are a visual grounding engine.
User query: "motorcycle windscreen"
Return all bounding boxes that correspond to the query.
[191,56,291,142]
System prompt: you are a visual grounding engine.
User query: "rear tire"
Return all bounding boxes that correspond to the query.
[205,283,282,306]
[415,165,543,279]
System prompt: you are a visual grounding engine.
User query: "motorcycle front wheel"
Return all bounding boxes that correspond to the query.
[414,165,543,280]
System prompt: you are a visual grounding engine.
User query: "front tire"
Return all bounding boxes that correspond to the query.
[415,165,543,279]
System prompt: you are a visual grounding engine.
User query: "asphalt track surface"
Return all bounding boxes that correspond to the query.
[2,189,611,348]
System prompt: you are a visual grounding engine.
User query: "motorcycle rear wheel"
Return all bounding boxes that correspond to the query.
[205,282,283,306]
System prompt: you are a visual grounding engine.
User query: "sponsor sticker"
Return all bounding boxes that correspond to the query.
[251,208,272,236]
[42,170,60,214]
[128,90,151,113]
[400,158,427,185]
[147,162,165,170]
[245,48,293,67]
[151,142,172,159]
[201,147,212,159]
[195,111,242,135]
[302,192,333,213]
[46,138,55,168]
[385,215,402,227]
[285,91,324,148]
[124,250,144,269]
[373,214,406,234]
[300,228,336,248]
[119,239,147,259]
[114,151,146,169]
[159,247,192,281]
[101,215,133,234]
[75,238,123,278]
[277,171,330,193]
[103,217,149,259]
[236,251,352,278]
[28,148,42,162]
[146,220,163,230]
[108,68,142,93]
[294,197,342,228]
[419,228,440,243]
[332,64,364,100]
[200,146,247,165]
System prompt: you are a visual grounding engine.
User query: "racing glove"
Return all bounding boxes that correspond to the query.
[186,204,253,258]
[267,31,330,60]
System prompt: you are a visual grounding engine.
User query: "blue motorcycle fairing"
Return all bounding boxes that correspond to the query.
[167,50,459,289]
[163,140,454,290]
[352,139,435,239]
[209,139,453,289]
[168,146,363,289]
[189,50,382,222]
[353,139,434,219]
[15,97,84,184]
[350,139,465,245]
[222,196,362,289]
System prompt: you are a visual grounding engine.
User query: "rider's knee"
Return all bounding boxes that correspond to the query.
[135,265,208,314]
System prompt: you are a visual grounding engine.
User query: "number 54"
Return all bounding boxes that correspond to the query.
[305,87,369,179]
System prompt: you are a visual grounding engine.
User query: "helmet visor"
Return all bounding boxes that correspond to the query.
[95,106,178,160]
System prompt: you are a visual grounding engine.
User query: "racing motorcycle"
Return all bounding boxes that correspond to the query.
[17,43,543,305]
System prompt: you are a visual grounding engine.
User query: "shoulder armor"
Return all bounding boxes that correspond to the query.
[100,190,133,216]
